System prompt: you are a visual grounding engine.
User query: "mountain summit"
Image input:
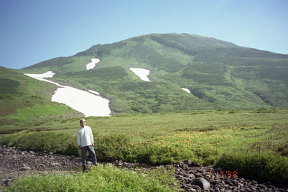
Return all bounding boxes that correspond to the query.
[21,33,288,113]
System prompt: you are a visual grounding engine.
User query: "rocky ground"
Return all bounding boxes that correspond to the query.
[0,145,287,191]
[0,145,80,187]
[172,161,288,192]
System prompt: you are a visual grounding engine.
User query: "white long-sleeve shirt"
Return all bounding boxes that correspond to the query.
[77,126,94,147]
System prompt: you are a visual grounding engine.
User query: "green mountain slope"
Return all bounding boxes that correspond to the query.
[55,66,213,113]
[22,56,92,74]
[21,33,288,113]
[0,67,81,129]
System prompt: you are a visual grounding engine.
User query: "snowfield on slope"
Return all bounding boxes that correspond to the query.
[129,68,151,82]
[51,86,110,117]
[25,71,60,86]
[24,71,111,117]
[182,88,191,94]
[86,58,100,70]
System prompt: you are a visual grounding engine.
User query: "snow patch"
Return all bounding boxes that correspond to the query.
[24,71,111,117]
[86,58,100,70]
[25,71,60,86]
[182,88,191,94]
[130,68,151,82]
[52,86,110,117]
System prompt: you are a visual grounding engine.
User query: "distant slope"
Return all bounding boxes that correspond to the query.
[0,67,81,128]
[20,33,288,113]
[55,66,213,113]
[22,56,92,74]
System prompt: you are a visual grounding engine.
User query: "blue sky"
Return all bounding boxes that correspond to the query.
[1,0,288,69]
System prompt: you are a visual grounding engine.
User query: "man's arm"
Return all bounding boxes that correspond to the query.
[77,130,81,147]
[89,127,94,146]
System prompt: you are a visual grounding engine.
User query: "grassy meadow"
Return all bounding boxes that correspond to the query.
[1,109,288,186]
[2,165,178,192]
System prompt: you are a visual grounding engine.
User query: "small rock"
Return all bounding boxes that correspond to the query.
[251,186,257,190]
[214,188,224,192]
[250,180,257,184]
[183,160,191,165]
[3,178,12,186]
[194,172,202,178]
[175,167,181,172]
[51,162,61,166]
[258,184,266,189]
[182,164,189,170]
[192,178,211,190]
[191,185,202,192]
[245,187,253,192]
[196,168,204,173]
[117,160,124,166]
[20,165,32,171]
[37,164,45,170]
[187,173,196,180]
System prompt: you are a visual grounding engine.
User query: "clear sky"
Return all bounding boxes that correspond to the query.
[1,0,288,69]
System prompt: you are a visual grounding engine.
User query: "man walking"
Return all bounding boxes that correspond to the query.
[77,119,97,172]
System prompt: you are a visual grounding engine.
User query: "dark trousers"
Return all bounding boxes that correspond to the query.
[81,145,97,166]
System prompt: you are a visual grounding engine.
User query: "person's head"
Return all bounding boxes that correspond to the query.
[80,119,86,128]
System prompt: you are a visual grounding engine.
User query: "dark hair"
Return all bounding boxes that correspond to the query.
[80,119,86,124]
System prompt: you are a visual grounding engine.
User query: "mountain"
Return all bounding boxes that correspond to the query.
[0,67,81,130]
[21,33,288,113]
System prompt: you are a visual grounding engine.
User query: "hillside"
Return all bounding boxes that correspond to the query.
[21,33,288,113]
[0,67,81,130]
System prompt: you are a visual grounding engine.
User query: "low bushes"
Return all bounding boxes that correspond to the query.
[122,143,196,165]
[254,107,277,113]
[0,131,78,156]
[216,151,288,186]
[0,132,196,164]
[94,134,130,161]
[94,134,195,164]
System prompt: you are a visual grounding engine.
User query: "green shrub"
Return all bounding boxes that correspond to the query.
[94,134,130,161]
[277,143,288,156]
[145,145,194,165]
[254,107,276,113]
[0,132,79,156]
[122,143,196,165]
[216,151,288,185]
